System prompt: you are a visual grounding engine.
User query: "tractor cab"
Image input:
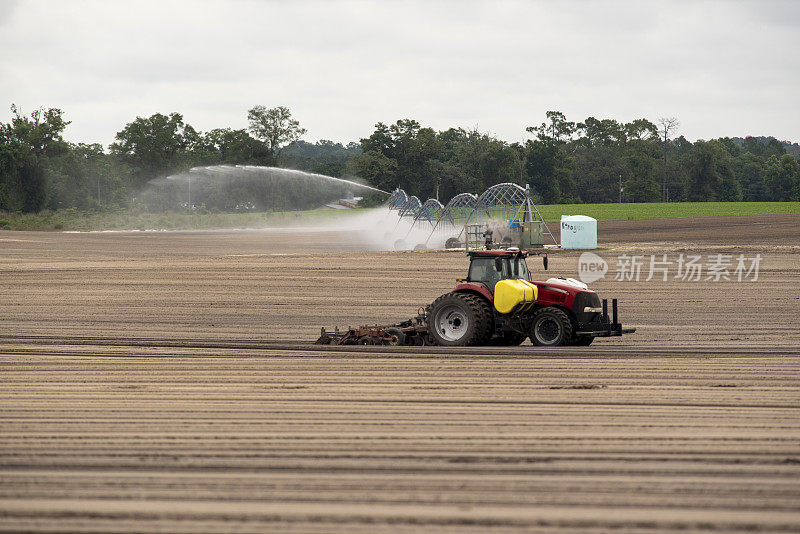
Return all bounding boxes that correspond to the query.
[465,249,541,292]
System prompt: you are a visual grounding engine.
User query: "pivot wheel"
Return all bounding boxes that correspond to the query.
[427,293,493,346]
[530,307,573,347]
[445,237,461,249]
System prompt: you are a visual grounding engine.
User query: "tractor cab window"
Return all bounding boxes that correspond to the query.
[513,257,529,280]
[468,257,509,291]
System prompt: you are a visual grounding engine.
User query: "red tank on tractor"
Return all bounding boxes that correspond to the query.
[317,249,635,347]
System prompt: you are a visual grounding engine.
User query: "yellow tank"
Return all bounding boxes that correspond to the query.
[493,279,538,314]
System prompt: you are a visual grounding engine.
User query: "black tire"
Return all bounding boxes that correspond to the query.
[426,292,493,346]
[445,237,461,249]
[383,328,406,346]
[530,307,573,347]
[357,336,374,345]
[570,336,594,346]
[470,296,494,344]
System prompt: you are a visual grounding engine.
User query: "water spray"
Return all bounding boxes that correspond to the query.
[141,165,388,213]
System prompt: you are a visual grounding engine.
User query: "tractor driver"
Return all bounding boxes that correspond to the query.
[469,258,505,292]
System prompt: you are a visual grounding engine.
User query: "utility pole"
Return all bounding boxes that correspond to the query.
[618,174,622,203]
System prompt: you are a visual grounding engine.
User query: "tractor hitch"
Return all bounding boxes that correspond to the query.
[575,298,636,338]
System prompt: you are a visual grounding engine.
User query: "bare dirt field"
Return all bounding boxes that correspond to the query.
[1,213,799,533]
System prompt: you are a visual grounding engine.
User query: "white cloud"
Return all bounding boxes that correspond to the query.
[0,0,797,147]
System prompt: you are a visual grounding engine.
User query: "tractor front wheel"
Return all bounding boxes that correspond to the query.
[427,293,493,346]
[530,307,573,347]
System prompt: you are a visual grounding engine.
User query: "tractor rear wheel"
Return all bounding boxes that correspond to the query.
[427,292,493,346]
[530,307,573,347]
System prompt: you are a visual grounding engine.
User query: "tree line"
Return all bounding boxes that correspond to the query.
[1,105,798,214]
[353,113,800,205]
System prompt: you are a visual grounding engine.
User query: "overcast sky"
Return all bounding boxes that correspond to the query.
[1,0,798,148]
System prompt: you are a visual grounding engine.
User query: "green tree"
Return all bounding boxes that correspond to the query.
[571,145,624,202]
[764,138,787,158]
[732,152,767,201]
[354,119,444,199]
[17,158,47,212]
[524,139,573,203]
[46,143,128,210]
[622,122,660,202]
[435,128,481,198]
[523,112,579,203]
[445,128,521,194]
[764,154,800,201]
[5,105,70,157]
[624,119,658,141]
[526,111,576,143]
[576,117,626,147]
[109,112,198,187]
[717,137,742,158]
[349,150,397,192]
[195,128,273,166]
[624,174,661,202]
[281,139,361,177]
[0,105,70,212]
[741,136,786,158]
[247,105,306,160]
[427,159,475,202]
[685,140,740,201]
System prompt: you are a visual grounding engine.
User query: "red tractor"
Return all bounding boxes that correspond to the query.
[424,249,634,346]
[317,249,634,347]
